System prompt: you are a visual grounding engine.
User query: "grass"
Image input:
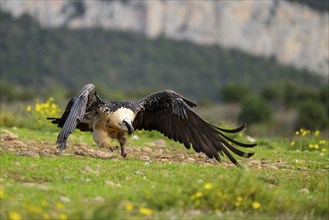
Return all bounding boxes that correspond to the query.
[0,127,328,219]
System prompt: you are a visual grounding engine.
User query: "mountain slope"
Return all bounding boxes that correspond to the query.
[0,11,323,101]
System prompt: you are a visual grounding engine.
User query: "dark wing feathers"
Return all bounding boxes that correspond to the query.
[133,90,255,166]
[47,84,98,150]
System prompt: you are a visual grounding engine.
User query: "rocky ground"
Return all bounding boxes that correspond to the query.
[0,129,291,170]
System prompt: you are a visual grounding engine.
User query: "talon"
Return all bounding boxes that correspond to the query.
[121,152,127,158]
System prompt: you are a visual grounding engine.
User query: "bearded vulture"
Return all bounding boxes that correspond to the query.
[47,84,256,167]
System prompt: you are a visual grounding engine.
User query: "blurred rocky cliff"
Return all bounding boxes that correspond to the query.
[1,0,328,77]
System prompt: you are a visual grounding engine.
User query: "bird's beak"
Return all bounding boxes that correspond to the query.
[123,120,134,135]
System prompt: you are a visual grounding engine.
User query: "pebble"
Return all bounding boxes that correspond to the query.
[135,170,144,175]
[17,151,40,158]
[263,164,279,170]
[83,165,93,172]
[60,196,71,203]
[250,160,261,166]
[140,155,151,162]
[94,196,105,203]
[141,147,153,152]
[299,188,310,194]
[153,139,166,147]
[104,180,121,187]
[94,151,113,159]
[187,158,196,162]
[77,142,88,148]
[133,147,142,152]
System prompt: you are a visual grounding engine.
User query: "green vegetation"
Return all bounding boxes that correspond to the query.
[221,82,328,131]
[289,0,329,12]
[0,126,328,219]
[0,11,324,102]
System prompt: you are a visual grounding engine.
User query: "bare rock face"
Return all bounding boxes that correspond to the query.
[1,0,328,77]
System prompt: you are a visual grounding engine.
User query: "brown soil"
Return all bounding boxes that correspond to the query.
[0,129,289,169]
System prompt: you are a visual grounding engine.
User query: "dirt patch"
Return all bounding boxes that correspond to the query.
[0,129,289,169]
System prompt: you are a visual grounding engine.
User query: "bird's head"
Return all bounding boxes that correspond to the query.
[110,107,136,134]
[121,119,134,134]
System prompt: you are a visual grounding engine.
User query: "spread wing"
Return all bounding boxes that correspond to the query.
[133,90,256,167]
[47,84,100,150]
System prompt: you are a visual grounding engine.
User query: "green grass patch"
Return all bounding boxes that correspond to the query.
[0,128,328,219]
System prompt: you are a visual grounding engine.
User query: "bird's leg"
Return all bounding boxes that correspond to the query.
[92,129,115,150]
[117,133,127,158]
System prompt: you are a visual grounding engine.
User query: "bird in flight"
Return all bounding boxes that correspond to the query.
[48,84,256,167]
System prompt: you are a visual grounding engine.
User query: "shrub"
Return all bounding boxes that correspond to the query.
[238,96,272,124]
[295,100,328,130]
[221,83,253,103]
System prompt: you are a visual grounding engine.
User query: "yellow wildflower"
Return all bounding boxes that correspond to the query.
[35,103,41,112]
[290,141,295,146]
[319,140,326,145]
[252,201,261,209]
[322,148,328,153]
[28,204,42,214]
[295,131,299,135]
[313,144,319,149]
[314,130,320,136]
[195,191,203,198]
[56,202,64,210]
[124,202,134,212]
[43,213,49,219]
[139,207,153,216]
[8,211,22,220]
[0,187,4,199]
[26,105,32,112]
[58,213,67,220]
[235,196,243,207]
[203,183,213,190]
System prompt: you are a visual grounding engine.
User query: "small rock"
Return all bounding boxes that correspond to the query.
[133,147,142,152]
[12,140,28,148]
[250,160,261,166]
[77,142,88,148]
[94,151,113,159]
[60,196,71,203]
[146,142,156,147]
[187,158,196,162]
[104,180,121,187]
[94,196,105,203]
[131,135,139,140]
[135,170,144,175]
[41,152,55,158]
[83,165,93,172]
[153,139,166,147]
[17,151,40,158]
[206,159,216,164]
[75,150,87,156]
[36,184,50,191]
[22,182,35,187]
[263,164,279,170]
[299,188,310,194]
[141,147,153,152]
[267,184,277,189]
[140,155,151,162]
